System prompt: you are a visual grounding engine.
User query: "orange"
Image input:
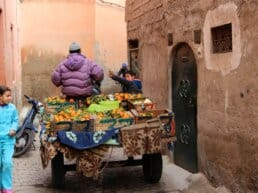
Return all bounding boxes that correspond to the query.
[69,98,75,103]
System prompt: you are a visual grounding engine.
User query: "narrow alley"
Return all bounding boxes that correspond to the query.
[0,0,257,193]
[13,143,230,193]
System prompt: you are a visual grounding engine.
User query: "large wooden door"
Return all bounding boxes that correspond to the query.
[172,43,198,173]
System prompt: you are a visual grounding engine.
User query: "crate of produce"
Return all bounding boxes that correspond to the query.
[44,96,76,114]
[127,98,156,111]
[114,117,134,128]
[130,109,172,124]
[49,121,72,135]
[91,118,116,131]
[91,117,134,131]
[45,104,75,115]
[113,93,144,101]
[73,120,91,131]
[120,118,162,157]
[90,109,134,131]
[49,120,91,134]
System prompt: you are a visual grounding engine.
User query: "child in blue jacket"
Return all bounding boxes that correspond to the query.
[0,85,19,193]
[109,70,142,94]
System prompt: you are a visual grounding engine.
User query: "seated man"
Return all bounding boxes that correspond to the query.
[52,42,104,100]
[109,70,142,94]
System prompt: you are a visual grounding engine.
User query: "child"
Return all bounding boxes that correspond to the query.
[0,85,19,193]
[109,70,142,94]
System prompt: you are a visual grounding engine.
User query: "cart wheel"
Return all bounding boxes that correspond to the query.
[142,153,163,183]
[51,151,65,189]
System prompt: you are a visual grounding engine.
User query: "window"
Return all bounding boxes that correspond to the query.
[128,39,139,49]
[167,33,173,46]
[128,39,140,77]
[211,23,232,53]
[194,30,201,44]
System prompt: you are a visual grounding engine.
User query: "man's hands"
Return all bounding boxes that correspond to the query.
[108,70,114,78]
[9,129,16,137]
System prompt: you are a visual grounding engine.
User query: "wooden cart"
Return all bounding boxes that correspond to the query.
[40,99,176,189]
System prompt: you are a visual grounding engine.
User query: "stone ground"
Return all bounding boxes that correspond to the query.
[12,137,231,193]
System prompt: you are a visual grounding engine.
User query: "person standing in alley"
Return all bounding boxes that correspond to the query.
[117,63,129,78]
[52,42,104,99]
[0,85,19,193]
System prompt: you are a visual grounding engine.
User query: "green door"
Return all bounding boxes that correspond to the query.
[172,43,198,173]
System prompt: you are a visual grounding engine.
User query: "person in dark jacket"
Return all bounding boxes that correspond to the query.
[52,42,104,98]
[117,63,129,78]
[109,70,142,94]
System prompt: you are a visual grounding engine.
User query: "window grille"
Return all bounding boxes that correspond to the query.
[168,33,173,46]
[211,23,232,53]
[194,30,201,44]
[128,39,141,77]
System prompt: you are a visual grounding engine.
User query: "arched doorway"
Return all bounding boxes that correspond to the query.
[172,43,198,173]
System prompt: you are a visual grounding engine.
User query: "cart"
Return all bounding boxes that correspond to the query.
[40,96,176,189]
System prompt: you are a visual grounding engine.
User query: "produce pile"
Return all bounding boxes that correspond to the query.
[45,96,75,105]
[113,93,143,101]
[42,93,147,135]
[53,107,90,122]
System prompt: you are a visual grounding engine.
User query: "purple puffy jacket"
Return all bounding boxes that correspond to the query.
[51,53,104,97]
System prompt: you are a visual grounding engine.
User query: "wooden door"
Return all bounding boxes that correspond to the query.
[172,43,198,173]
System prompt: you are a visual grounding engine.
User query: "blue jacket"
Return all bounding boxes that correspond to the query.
[133,79,142,90]
[0,103,19,138]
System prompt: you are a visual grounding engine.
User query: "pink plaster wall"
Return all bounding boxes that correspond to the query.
[20,0,95,58]
[20,0,127,101]
[95,0,127,93]
[20,0,96,101]
[0,7,5,85]
[0,0,21,108]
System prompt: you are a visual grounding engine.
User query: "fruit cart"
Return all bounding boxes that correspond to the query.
[39,94,176,189]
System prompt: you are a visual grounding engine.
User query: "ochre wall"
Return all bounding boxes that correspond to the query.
[126,0,169,108]
[0,7,5,85]
[20,0,95,101]
[126,0,258,192]
[95,0,127,93]
[20,0,127,102]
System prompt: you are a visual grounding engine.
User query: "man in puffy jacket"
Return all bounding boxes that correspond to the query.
[52,42,104,99]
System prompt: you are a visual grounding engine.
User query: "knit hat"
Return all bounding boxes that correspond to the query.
[69,42,81,52]
[122,63,127,67]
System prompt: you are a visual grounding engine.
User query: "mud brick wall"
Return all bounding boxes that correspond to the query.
[125,0,258,192]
